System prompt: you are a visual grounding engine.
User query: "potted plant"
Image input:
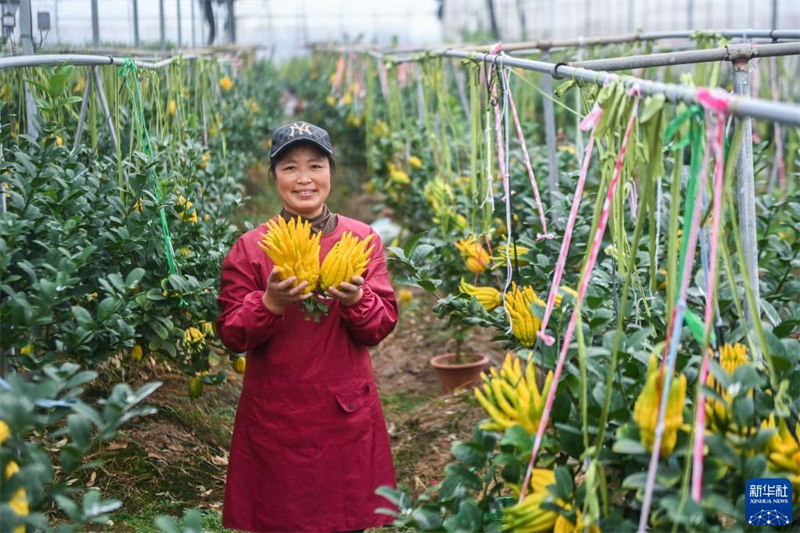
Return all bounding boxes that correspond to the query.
[388,234,493,393]
[429,323,490,393]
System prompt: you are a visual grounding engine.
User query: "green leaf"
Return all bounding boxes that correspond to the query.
[443,463,483,491]
[452,441,486,469]
[411,506,443,530]
[500,425,532,453]
[125,268,146,288]
[444,498,482,532]
[67,413,91,450]
[612,438,647,455]
[97,297,120,322]
[554,465,574,499]
[743,454,766,480]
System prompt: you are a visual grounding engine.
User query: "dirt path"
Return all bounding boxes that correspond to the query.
[93,287,505,530]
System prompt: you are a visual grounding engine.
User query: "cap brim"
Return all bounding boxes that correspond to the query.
[270,138,333,161]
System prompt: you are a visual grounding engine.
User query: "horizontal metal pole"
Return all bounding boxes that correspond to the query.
[467,29,800,53]
[569,42,800,71]
[0,53,207,71]
[310,29,800,57]
[442,50,800,127]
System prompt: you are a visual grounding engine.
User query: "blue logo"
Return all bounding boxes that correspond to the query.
[746,478,792,526]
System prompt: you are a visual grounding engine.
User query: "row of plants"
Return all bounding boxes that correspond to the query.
[0,53,285,530]
[314,38,800,531]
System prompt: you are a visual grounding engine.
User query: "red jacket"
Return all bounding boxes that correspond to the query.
[217,215,398,533]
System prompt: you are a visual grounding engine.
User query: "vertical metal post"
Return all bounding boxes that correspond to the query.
[541,49,558,207]
[19,0,38,138]
[190,0,196,48]
[687,0,694,29]
[159,0,166,49]
[732,58,761,334]
[771,0,778,30]
[177,0,182,48]
[91,0,99,46]
[132,0,140,47]
[227,0,236,43]
[54,0,61,43]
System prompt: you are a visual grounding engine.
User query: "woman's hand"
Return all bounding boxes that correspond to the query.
[326,276,364,307]
[262,268,311,314]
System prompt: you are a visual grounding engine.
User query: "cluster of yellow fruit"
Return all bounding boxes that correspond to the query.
[633,355,687,456]
[320,232,375,291]
[219,76,234,92]
[258,217,374,294]
[459,279,502,311]
[177,194,198,224]
[705,343,753,435]
[502,469,598,533]
[474,353,554,435]
[762,413,800,502]
[454,236,490,273]
[492,243,530,268]
[506,283,545,348]
[387,163,410,186]
[1,424,27,533]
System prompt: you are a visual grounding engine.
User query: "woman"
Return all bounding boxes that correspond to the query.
[216,121,398,532]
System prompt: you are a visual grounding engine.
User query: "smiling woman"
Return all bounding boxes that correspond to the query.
[216,121,399,533]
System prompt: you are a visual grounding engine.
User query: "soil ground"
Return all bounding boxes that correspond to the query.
[95,290,506,532]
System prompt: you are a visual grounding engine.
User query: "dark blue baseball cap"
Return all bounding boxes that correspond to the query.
[269,121,333,160]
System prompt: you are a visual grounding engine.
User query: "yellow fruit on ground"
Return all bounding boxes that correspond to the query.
[233,357,246,374]
[188,378,203,399]
[0,420,9,443]
[131,344,143,362]
[408,155,423,170]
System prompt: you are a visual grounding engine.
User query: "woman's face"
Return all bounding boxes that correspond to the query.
[274,144,331,218]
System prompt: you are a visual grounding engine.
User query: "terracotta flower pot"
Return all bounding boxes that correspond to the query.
[430,352,490,394]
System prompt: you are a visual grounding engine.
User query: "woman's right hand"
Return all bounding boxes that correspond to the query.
[262,268,311,314]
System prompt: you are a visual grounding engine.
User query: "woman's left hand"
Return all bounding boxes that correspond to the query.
[326,276,364,307]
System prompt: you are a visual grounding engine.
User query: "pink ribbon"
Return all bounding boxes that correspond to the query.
[500,68,551,240]
[519,86,641,502]
[691,102,728,502]
[536,102,604,346]
[331,53,346,95]
[695,87,731,114]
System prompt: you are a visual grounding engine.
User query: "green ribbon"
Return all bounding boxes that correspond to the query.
[118,59,182,289]
[665,105,704,305]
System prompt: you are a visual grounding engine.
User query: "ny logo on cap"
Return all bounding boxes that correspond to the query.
[288,122,312,138]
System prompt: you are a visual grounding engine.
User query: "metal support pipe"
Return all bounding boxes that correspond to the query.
[732,58,761,339]
[439,50,800,127]
[132,0,140,48]
[177,0,183,48]
[72,70,93,155]
[569,41,800,72]
[91,0,100,47]
[190,0,196,48]
[159,0,166,49]
[92,67,120,153]
[19,0,38,138]
[0,54,206,71]
[541,50,559,207]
